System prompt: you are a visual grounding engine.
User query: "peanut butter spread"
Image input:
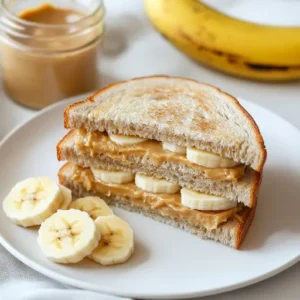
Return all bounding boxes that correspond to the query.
[1,4,101,109]
[18,4,83,24]
[75,130,245,181]
[71,165,243,231]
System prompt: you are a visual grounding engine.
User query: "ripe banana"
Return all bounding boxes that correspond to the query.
[70,196,113,220]
[59,185,72,210]
[162,142,186,154]
[135,173,180,194]
[181,188,237,211]
[144,0,300,81]
[91,168,135,184]
[186,147,237,168]
[3,177,63,227]
[109,134,147,145]
[38,209,101,264]
[89,215,134,265]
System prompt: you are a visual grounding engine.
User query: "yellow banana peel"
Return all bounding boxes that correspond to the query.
[144,0,300,81]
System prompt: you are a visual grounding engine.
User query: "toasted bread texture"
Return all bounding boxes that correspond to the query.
[57,130,261,207]
[58,162,256,249]
[64,76,266,172]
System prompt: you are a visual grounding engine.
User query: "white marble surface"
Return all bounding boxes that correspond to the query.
[0,0,299,299]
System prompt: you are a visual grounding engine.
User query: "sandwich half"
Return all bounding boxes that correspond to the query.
[57,76,266,249]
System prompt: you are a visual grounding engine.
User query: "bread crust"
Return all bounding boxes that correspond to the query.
[235,200,257,249]
[64,75,266,172]
[58,162,256,249]
[56,130,73,163]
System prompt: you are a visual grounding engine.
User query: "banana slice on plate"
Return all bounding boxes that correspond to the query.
[181,188,237,211]
[38,209,101,264]
[3,177,63,227]
[162,142,186,154]
[59,185,72,210]
[109,134,147,145]
[70,196,113,220]
[89,215,134,266]
[186,147,238,168]
[135,173,180,194]
[91,168,134,184]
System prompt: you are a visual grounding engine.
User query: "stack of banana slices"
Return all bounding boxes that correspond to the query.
[2,177,134,265]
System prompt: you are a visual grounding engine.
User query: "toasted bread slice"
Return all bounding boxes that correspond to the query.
[57,130,261,207]
[58,162,256,249]
[64,76,266,172]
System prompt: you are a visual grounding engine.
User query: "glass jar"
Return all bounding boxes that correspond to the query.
[0,0,105,109]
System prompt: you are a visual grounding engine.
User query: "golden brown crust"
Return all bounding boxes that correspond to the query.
[58,161,71,183]
[235,200,257,249]
[217,87,267,172]
[64,100,84,129]
[63,80,128,129]
[56,130,74,161]
[248,171,261,208]
[63,75,267,171]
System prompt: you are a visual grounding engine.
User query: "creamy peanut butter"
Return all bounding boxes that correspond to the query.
[1,3,103,109]
[18,4,83,24]
[75,130,245,181]
[71,165,243,231]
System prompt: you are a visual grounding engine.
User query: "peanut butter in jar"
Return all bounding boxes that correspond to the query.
[0,0,105,109]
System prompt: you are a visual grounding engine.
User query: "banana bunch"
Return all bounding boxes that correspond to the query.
[3,177,134,265]
[144,0,300,81]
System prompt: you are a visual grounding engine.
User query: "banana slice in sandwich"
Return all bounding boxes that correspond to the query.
[70,196,113,220]
[109,134,147,145]
[38,209,101,264]
[89,215,134,266]
[135,173,180,194]
[181,188,237,211]
[58,185,72,210]
[186,147,238,168]
[162,142,186,154]
[91,168,134,184]
[3,177,63,227]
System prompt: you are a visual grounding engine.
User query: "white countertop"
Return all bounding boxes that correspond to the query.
[0,0,299,299]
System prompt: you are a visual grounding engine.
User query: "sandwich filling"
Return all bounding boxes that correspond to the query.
[70,164,245,231]
[74,130,244,181]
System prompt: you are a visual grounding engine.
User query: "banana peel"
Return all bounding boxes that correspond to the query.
[144,0,300,81]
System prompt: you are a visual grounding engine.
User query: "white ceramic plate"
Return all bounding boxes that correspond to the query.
[0,95,300,299]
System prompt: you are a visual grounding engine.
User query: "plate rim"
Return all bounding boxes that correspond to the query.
[0,95,299,299]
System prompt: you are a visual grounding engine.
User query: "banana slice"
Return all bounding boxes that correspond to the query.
[3,177,63,227]
[186,147,238,168]
[59,185,72,210]
[135,173,180,194]
[38,209,101,264]
[109,133,147,145]
[91,168,134,184]
[70,196,113,220]
[181,188,237,211]
[162,142,186,154]
[89,215,134,266]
